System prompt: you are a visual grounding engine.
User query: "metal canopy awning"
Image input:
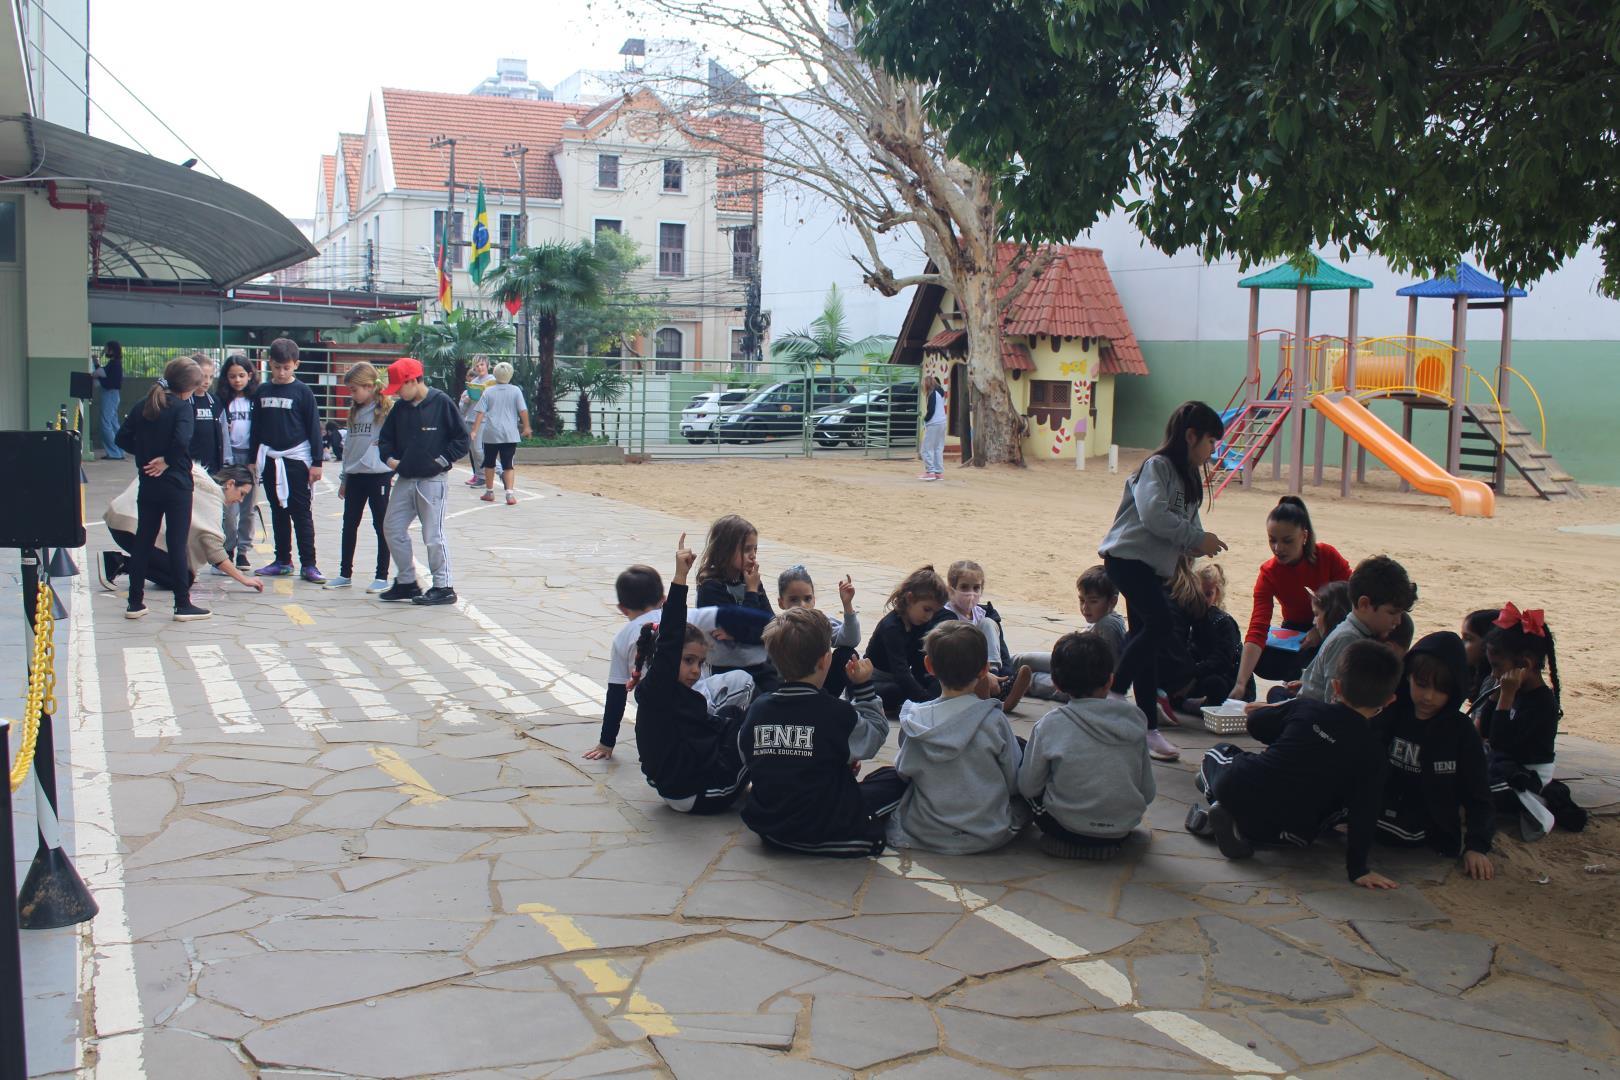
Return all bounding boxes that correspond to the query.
[10,114,318,287]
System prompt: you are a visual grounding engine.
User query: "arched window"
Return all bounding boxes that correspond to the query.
[655,327,683,373]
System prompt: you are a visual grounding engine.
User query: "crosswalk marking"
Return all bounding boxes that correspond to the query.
[364,639,478,726]
[250,642,331,731]
[420,637,539,715]
[187,643,265,734]
[122,646,179,738]
[460,600,603,717]
[310,642,408,716]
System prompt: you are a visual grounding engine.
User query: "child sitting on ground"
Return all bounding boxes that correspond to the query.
[631,535,761,813]
[1192,640,1403,889]
[1262,580,1353,705]
[1297,555,1415,705]
[739,607,905,856]
[1460,608,1500,708]
[1160,561,1244,716]
[1479,604,1584,837]
[943,558,1033,712]
[694,514,778,692]
[1377,631,1495,879]
[1014,565,1126,704]
[584,561,772,760]
[866,566,955,715]
[887,622,1026,854]
[1385,611,1415,658]
[778,565,860,696]
[1018,633,1156,859]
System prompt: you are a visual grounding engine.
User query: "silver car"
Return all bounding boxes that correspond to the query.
[680,389,752,443]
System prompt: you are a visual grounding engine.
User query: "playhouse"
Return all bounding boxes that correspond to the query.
[889,245,1147,462]
[1212,257,1579,518]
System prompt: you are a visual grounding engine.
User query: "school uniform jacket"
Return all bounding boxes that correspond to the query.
[376,388,469,478]
[188,389,226,473]
[738,679,889,854]
[116,396,195,491]
[865,608,957,704]
[250,379,323,463]
[694,577,773,669]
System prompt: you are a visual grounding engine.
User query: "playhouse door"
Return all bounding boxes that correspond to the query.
[949,362,972,461]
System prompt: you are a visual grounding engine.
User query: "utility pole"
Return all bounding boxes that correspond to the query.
[430,135,457,304]
[721,163,766,368]
[502,142,530,368]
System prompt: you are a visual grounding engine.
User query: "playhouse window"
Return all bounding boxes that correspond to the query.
[1028,379,1071,429]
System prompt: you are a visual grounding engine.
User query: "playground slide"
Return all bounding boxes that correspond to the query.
[1311,395,1496,518]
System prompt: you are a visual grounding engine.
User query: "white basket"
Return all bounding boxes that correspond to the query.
[1199,706,1250,735]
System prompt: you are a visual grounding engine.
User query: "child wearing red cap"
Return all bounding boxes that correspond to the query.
[375,358,469,606]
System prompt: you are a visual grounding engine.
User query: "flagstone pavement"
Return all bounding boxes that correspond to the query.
[11,460,1620,1078]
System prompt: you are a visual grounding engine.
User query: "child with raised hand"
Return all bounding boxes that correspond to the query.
[778,565,861,697]
[326,362,393,593]
[1377,631,1495,879]
[1480,604,1583,836]
[1019,632,1155,860]
[866,565,956,715]
[630,534,760,813]
[739,607,904,856]
[1193,640,1404,889]
[1098,401,1229,763]
[1297,555,1415,705]
[694,514,778,691]
[887,621,1025,854]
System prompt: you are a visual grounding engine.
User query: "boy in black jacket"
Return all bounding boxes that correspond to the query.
[187,353,226,474]
[1377,631,1495,878]
[376,358,469,606]
[740,606,906,856]
[1191,640,1403,888]
[251,338,326,582]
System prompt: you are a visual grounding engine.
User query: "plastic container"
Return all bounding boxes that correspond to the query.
[1199,705,1250,736]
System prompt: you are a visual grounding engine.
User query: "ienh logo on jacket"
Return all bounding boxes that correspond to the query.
[753,724,816,755]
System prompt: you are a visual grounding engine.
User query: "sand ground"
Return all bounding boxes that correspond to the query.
[544,452,1619,746]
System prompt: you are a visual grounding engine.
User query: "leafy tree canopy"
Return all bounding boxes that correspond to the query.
[555,230,666,358]
[771,285,898,367]
[851,0,1620,294]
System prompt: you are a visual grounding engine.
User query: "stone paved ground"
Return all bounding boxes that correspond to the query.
[14,461,1620,1078]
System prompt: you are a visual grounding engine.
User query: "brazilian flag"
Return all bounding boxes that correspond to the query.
[469,181,492,286]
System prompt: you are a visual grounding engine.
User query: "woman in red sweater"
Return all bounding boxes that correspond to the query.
[1228,496,1352,699]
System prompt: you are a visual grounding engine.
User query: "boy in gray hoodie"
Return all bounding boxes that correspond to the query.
[1018,632,1157,859]
[887,622,1026,854]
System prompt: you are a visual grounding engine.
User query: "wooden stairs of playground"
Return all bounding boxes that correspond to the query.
[1459,403,1583,500]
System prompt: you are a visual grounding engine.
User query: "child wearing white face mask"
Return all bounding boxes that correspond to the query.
[945,559,1032,713]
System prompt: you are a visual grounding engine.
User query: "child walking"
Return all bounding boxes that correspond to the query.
[468,361,531,505]
[218,354,257,570]
[326,362,393,592]
[1098,401,1228,762]
[251,337,325,583]
[866,565,954,714]
[694,514,778,691]
[376,357,469,606]
[115,357,210,621]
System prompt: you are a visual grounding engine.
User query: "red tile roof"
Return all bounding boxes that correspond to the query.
[338,133,363,211]
[924,328,965,351]
[1001,342,1035,372]
[320,154,337,215]
[690,113,765,214]
[380,88,590,200]
[998,244,1148,375]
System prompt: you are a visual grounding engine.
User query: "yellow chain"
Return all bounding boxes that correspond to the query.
[8,580,56,792]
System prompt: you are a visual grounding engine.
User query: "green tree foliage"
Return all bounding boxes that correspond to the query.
[489,241,608,437]
[556,231,666,358]
[411,309,514,394]
[770,285,897,367]
[852,0,1620,293]
[557,359,631,435]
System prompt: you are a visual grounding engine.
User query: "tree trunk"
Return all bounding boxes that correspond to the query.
[452,359,468,399]
[536,314,561,437]
[575,394,592,435]
[958,271,1023,466]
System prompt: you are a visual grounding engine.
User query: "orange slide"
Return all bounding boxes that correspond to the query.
[1311,395,1495,518]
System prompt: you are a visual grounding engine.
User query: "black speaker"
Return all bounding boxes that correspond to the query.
[69,371,95,400]
[0,431,85,549]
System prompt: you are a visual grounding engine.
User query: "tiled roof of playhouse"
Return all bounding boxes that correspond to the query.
[923,328,964,351]
[998,244,1148,375]
[339,133,363,210]
[1001,342,1035,371]
[1396,263,1527,299]
[1237,258,1372,291]
[381,89,590,199]
[320,154,336,214]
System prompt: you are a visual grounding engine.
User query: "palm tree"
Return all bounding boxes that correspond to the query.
[489,241,607,437]
[412,309,514,392]
[355,315,422,345]
[770,284,896,368]
[558,359,630,435]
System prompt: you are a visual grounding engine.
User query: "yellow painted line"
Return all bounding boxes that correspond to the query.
[254,542,274,553]
[368,746,445,805]
[281,603,314,626]
[273,578,294,596]
[516,903,679,1037]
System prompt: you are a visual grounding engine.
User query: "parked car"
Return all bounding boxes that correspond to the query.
[813,381,920,447]
[680,388,754,443]
[716,377,857,443]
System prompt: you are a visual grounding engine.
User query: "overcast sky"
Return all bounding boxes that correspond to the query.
[88,0,668,219]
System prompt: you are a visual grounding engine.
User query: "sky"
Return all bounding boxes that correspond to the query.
[87,0,667,220]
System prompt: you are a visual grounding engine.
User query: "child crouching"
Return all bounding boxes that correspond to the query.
[887,622,1026,854]
[1018,633,1156,860]
[740,608,905,856]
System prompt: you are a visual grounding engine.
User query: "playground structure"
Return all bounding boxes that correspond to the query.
[1210,259,1581,517]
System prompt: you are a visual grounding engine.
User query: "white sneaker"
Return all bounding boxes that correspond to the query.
[366,578,390,594]
[1145,729,1181,762]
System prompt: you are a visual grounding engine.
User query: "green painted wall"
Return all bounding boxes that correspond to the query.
[1115,340,1620,487]
[27,356,84,429]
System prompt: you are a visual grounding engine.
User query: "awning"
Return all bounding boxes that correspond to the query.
[923,328,965,352]
[10,115,318,287]
[1001,342,1034,372]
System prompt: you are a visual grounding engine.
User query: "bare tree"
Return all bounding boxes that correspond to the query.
[627,0,1049,465]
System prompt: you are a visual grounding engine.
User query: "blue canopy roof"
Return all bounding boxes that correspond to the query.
[1396,263,1528,300]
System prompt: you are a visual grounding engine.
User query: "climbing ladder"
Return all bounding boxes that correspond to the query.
[1207,372,1292,501]
[1460,403,1583,500]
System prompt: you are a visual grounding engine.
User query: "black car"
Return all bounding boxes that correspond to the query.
[813,381,920,447]
[716,376,857,442]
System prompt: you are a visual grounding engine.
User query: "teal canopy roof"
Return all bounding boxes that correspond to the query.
[1237,259,1373,291]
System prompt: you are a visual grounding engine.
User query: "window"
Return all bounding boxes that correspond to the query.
[731,225,756,280]
[597,154,620,188]
[655,328,683,373]
[662,158,684,192]
[658,223,685,277]
[730,329,748,362]
[365,149,379,192]
[593,218,622,237]
[1028,379,1072,430]
[498,213,521,259]
[432,209,466,269]
[0,200,14,262]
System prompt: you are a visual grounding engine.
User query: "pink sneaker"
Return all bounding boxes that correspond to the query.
[465,476,484,487]
[918,473,933,480]
[1145,729,1181,762]
[505,492,517,506]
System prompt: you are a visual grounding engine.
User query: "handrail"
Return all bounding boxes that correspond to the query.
[1503,366,1549,448]
[1350,384,1453,406]
[1462,365,1507,461]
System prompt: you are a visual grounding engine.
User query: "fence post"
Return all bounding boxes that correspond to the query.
[1,716,29,1080]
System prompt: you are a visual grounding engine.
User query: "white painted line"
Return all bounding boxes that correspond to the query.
[250,642,331,731]
[1061,960,1134,1008]
[310,642,413,721]
[69,570,147,1073]
[187,643,264,733]
[420,637,541,716]
[458,599,603,717]
[363,639,478,726]
[1136,1011,1293,1075]
[122,646,179,738]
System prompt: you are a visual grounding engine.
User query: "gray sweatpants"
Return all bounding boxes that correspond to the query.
[921,423,946,474]
[1011,650,1069,703]
[385,474,452,588]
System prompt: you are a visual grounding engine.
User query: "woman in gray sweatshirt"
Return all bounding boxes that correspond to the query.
[327,362,395,592]
[1098,401,1228,762]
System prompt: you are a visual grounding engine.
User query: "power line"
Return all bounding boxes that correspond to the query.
[23,37,152,155]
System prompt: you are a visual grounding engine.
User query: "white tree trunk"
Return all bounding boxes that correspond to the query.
[958,274,1021,466]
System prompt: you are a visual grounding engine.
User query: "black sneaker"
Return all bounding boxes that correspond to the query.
[1207,802,1254,860]
[412,586,458,606]
[173,603,212,622]
[378,581,423,603]
[124,603,147,620]
[100,550,125,590]
[1541,780,1589,833]
[235,551,251,571]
